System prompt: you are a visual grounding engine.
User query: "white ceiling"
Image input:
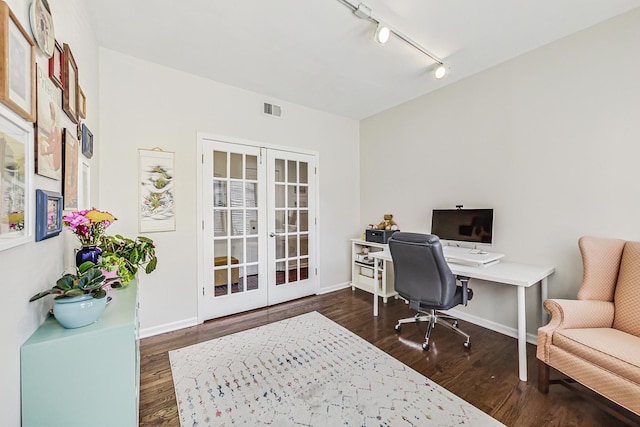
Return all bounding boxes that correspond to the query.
[85,0,640,119]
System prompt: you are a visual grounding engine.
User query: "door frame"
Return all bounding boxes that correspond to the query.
[196,132,321,324]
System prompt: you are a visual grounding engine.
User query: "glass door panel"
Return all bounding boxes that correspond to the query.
[201,141,267,320]
[214,153,255,295]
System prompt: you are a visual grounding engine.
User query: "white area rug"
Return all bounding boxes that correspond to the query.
[169,311,503,426]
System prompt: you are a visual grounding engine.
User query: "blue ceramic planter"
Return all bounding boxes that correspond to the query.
[53,294,107,328]
[75,246,102,267]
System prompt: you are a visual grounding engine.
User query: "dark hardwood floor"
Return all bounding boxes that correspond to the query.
[139,288,637,426]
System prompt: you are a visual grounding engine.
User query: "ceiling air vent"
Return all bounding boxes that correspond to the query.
[263,102,282,118]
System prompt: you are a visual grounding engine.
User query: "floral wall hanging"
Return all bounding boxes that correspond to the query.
[138,148,175,232]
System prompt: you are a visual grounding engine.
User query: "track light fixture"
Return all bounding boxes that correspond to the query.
[434,64,447,79]
[336,0,446,79]
[374,23,390,45]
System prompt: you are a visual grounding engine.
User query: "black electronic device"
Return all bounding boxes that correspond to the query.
[430,208,494,245]
[365,229,398,244]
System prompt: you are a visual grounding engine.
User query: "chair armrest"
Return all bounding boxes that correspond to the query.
[457,276,471,306]
[536,299,614,362]
[543,299,615,329]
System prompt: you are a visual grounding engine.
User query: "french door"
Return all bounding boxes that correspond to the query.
[266,149,316,305]
[198,137,317,321]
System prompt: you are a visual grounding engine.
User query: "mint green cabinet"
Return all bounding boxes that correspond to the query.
[21,282,139,427]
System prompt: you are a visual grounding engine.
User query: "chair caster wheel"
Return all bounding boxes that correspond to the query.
[463,341,471,349]
[422,342,430,351]
[394,324,401,332]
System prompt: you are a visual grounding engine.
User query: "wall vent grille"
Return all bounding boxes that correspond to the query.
[263,102,282,118]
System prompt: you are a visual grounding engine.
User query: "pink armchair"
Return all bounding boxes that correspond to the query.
[537,236,640,416]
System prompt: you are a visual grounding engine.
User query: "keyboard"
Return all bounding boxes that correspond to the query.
[442,246,505,267]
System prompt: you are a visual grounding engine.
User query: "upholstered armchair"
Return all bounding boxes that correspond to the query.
[537,236,640,416]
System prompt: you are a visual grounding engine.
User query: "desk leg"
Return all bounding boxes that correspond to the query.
[541,277,549,324]
[373,260,379,316]
[381,261,387,304]
[517,286,527,382]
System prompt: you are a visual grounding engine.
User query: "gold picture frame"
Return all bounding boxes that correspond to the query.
[0,1,36,122]
[62,43,78,123]
[78,85,86,119]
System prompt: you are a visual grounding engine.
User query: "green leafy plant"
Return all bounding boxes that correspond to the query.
[98,234,157,286]
[29,262,108,302]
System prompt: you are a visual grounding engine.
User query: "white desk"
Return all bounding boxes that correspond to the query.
[369,249,554,382]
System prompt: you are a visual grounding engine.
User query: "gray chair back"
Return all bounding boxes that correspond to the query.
[388,232,457,308]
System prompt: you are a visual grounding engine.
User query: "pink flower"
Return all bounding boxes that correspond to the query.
[63,208,117,246]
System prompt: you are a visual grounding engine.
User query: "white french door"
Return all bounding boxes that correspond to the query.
[266,149,316,305]
[198,137,317,321]
[200,141,267,319]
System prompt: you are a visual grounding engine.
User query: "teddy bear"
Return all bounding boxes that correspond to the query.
[375,214,398,231]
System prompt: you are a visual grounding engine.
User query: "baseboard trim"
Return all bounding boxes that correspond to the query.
[443,308,538,345]
[139,284,352,338]
[317,281,351,295]
[139,287,538,345]
[139,317,199,339]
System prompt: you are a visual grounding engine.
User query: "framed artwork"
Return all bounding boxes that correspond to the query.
[0,1,36,122]
[62,43,78,123]
[78,158,90,209]
[0,103,34,251]
[81,123,93,158]
[78,86,86,119]
[28,0,54,57]
[48,40,63,88]
[35,189,62,241]
[35,64,62,180]
[62,128,79,210]
[139,148,176,232]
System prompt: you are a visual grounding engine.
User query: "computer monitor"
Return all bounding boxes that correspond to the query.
[430,208,494,245]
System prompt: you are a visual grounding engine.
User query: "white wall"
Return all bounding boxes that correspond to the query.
[98,49,360,334]
[0,1,100,424]
[7,6,635,424]
[360,9,640,337]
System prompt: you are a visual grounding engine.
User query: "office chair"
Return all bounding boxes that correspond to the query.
[388,232,473,351]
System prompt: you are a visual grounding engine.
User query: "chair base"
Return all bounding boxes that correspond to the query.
[395,309,471,351]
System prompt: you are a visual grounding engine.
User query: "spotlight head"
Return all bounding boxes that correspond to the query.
[434,64,447,79]
[375,24,390,45]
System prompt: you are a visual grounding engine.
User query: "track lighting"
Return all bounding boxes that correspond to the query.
[434,64,447,79]
[336,0,446,79]
[375,24,390,45]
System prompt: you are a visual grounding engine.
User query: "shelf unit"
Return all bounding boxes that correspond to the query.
[21,281,140,427]
[350,238,397,302]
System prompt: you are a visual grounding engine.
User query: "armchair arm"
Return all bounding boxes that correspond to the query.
[537,299,614,361]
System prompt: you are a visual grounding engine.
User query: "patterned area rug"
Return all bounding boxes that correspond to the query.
[169,311,503,426]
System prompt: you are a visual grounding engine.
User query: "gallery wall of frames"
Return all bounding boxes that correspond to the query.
[0,0,94,249]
